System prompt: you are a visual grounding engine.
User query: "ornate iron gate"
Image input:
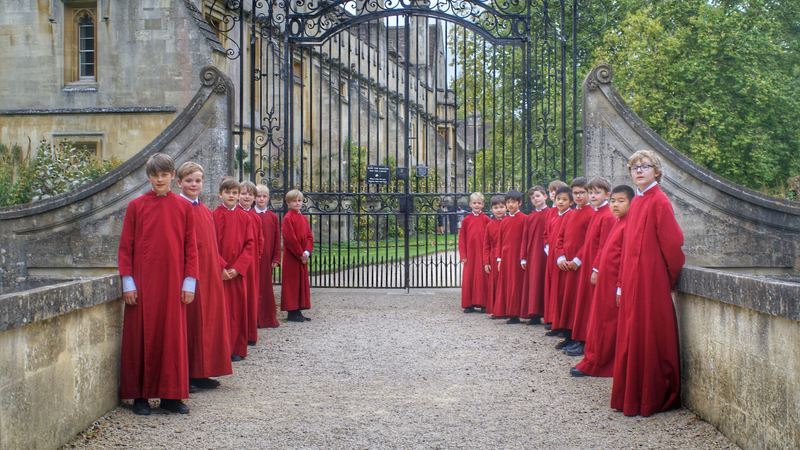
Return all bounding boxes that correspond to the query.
[209,0,607,288]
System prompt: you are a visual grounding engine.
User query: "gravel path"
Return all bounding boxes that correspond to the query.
[64,289,737,449]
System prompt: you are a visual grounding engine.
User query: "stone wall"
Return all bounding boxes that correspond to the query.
[0,274,123,450]
[675,266,800,449]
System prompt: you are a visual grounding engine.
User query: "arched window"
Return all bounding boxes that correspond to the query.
[77,12,95,81]
[64,5,97,85]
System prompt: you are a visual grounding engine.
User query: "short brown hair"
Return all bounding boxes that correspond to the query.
[176,161,204,180]
[548,180,568,191]
[255,184,270,196]
[240,180,257,195]
[570,177,588,189]
[219,176,240,193]
[285,189,304,203]
[490,195,505,206]
[527,185,547,197]
[586,177,611,193]
[628,150,665,183]
[145,153,174,176]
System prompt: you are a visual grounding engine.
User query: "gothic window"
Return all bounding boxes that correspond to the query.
[77,13,95,80]
[64,4,98,85]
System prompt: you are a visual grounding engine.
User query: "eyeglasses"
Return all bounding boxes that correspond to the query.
[629,164,654,173]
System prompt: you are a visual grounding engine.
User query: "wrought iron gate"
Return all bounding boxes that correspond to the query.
[209,0,607,288]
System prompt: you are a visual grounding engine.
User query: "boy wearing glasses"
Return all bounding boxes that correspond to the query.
[611,150,685,417]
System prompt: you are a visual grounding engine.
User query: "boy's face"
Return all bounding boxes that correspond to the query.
[176,171,203,201]
[219,188,240,209]
[609,192,631,218]
[555,193,571,212]
[469,199,484,214]
[288,198,303,212]
[505,199,521,214]
[256,192,270,209]
[532,191,547,209]
[588,187,609,207]
[549,189,556,202]
[572,186,588,207]
[629,157,659,189]
[491,202,507,219]
[148,171,174,196]
[239,189,254,208]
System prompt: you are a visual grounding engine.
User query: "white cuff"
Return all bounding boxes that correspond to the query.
[544,244,549,255]
[122,276,136,293]
[556,255,566,264]
[573,257,581,266]
[303,250,310,257]
[616,287,621,295]
[521,259,527,265]
[496,258,501,262]
[182,277,197,293]
[592,268,599,273]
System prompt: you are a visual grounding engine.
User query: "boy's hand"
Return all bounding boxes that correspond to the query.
[484,264,491,274]
[461,258,467,263]
[520,261,526,269]
[567,261,578,271]
[228,269,239,278]
[590,272,598,285]
[123,290,138,306]
[271,262,279,268]
[221,269,231,281]
[301,254,308,265]
[558,260,570,271]
[616,295,620,307]
[181,290,195,304]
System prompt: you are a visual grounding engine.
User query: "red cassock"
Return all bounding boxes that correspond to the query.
[482,217,503,315]
[543,209,569,326]
[185,200,233,379]
[575,214,627,377]
[118,191,198,400]
[554,205,594,331]
[256,209,281,328]
[495,211,527,317]
[519,207,549,319]
[241,207,264,343]
[212,205,254,358]
[611,185,685,417]
[459,212,492,308]
[281,209,314,311]
[571,203,617,341]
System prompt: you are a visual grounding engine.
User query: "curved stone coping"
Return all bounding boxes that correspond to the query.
[585,63,800,226]
[677,265,800,322]
[0,273,121,334]
[0,66,230,220]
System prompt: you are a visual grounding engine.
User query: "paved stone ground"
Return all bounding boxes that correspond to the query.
[64,289,737,449]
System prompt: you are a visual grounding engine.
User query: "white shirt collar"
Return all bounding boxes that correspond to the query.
[558,208,570,217]
[637,181,658,196]
[593,200,608,210]
[508,210,519,216]
[535,205,547,212]
[150,189,169,197]
[238,204,252,211]
[179,193,198,204]
[224,204,237,210]
[255,205,268,213]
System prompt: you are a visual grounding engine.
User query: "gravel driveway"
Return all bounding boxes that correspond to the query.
[64,288,736,449]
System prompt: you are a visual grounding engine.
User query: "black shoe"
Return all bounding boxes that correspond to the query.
[131,398,151,416]
[506,316,521,324]
[570,367,589,377]
[231,355,244,362]
[544,329,560,337]
[562,341,581,353]
[286,311,305,322]
[191,378,221,389]
[491,315,504,319]
[189,383,198,393]
[525,317,542,325]
[300,313,311,322]
[463,306,476,313]
[160,399,190,414]
[544,323,552,330]
[479,307,487,313]
[247,340,257,346]
[555,338,574,350]
[566,342,585,357]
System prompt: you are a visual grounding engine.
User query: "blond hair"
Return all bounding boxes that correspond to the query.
[255,184,270,196]
[469,192,484,203]
[285,189,304,203]
[548,180,568,192]
[176,161,204,180]
[628,150,664,183]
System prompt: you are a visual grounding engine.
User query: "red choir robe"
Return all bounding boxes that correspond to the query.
[571,203,617,341]
[611,184,685,417]
[482,217,503,315]
[554,205,594,331]
[519,207,548,319]
[241,206,264,343]
[494,211,528,317]
[118,191,198,400]
[543,208,569,326]
[575,214,627,377]
[185,198,233,379]
[213,205,255,358]
[459,212,492,308]
[281,208,314,311]
[256,208,281,328]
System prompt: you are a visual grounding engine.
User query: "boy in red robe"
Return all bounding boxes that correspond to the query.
[553,178,593,350]
[542,180,567,331]
[282,189,314,322]
[495,190,528,323]
[459,192,491,313]
[482,195,507,316]
[254,184,281,328]
[176,162,233,392]
[543,187,572,336]
[213,177,255,361]
[563,177,617,357]
[238,181,264,345]
[612,150,685,417]
[571,184,633,377]
[118,153,198,415]
[519,186,548,324]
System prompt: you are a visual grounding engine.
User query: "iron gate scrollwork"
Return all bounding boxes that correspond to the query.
[207,0,608,288]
